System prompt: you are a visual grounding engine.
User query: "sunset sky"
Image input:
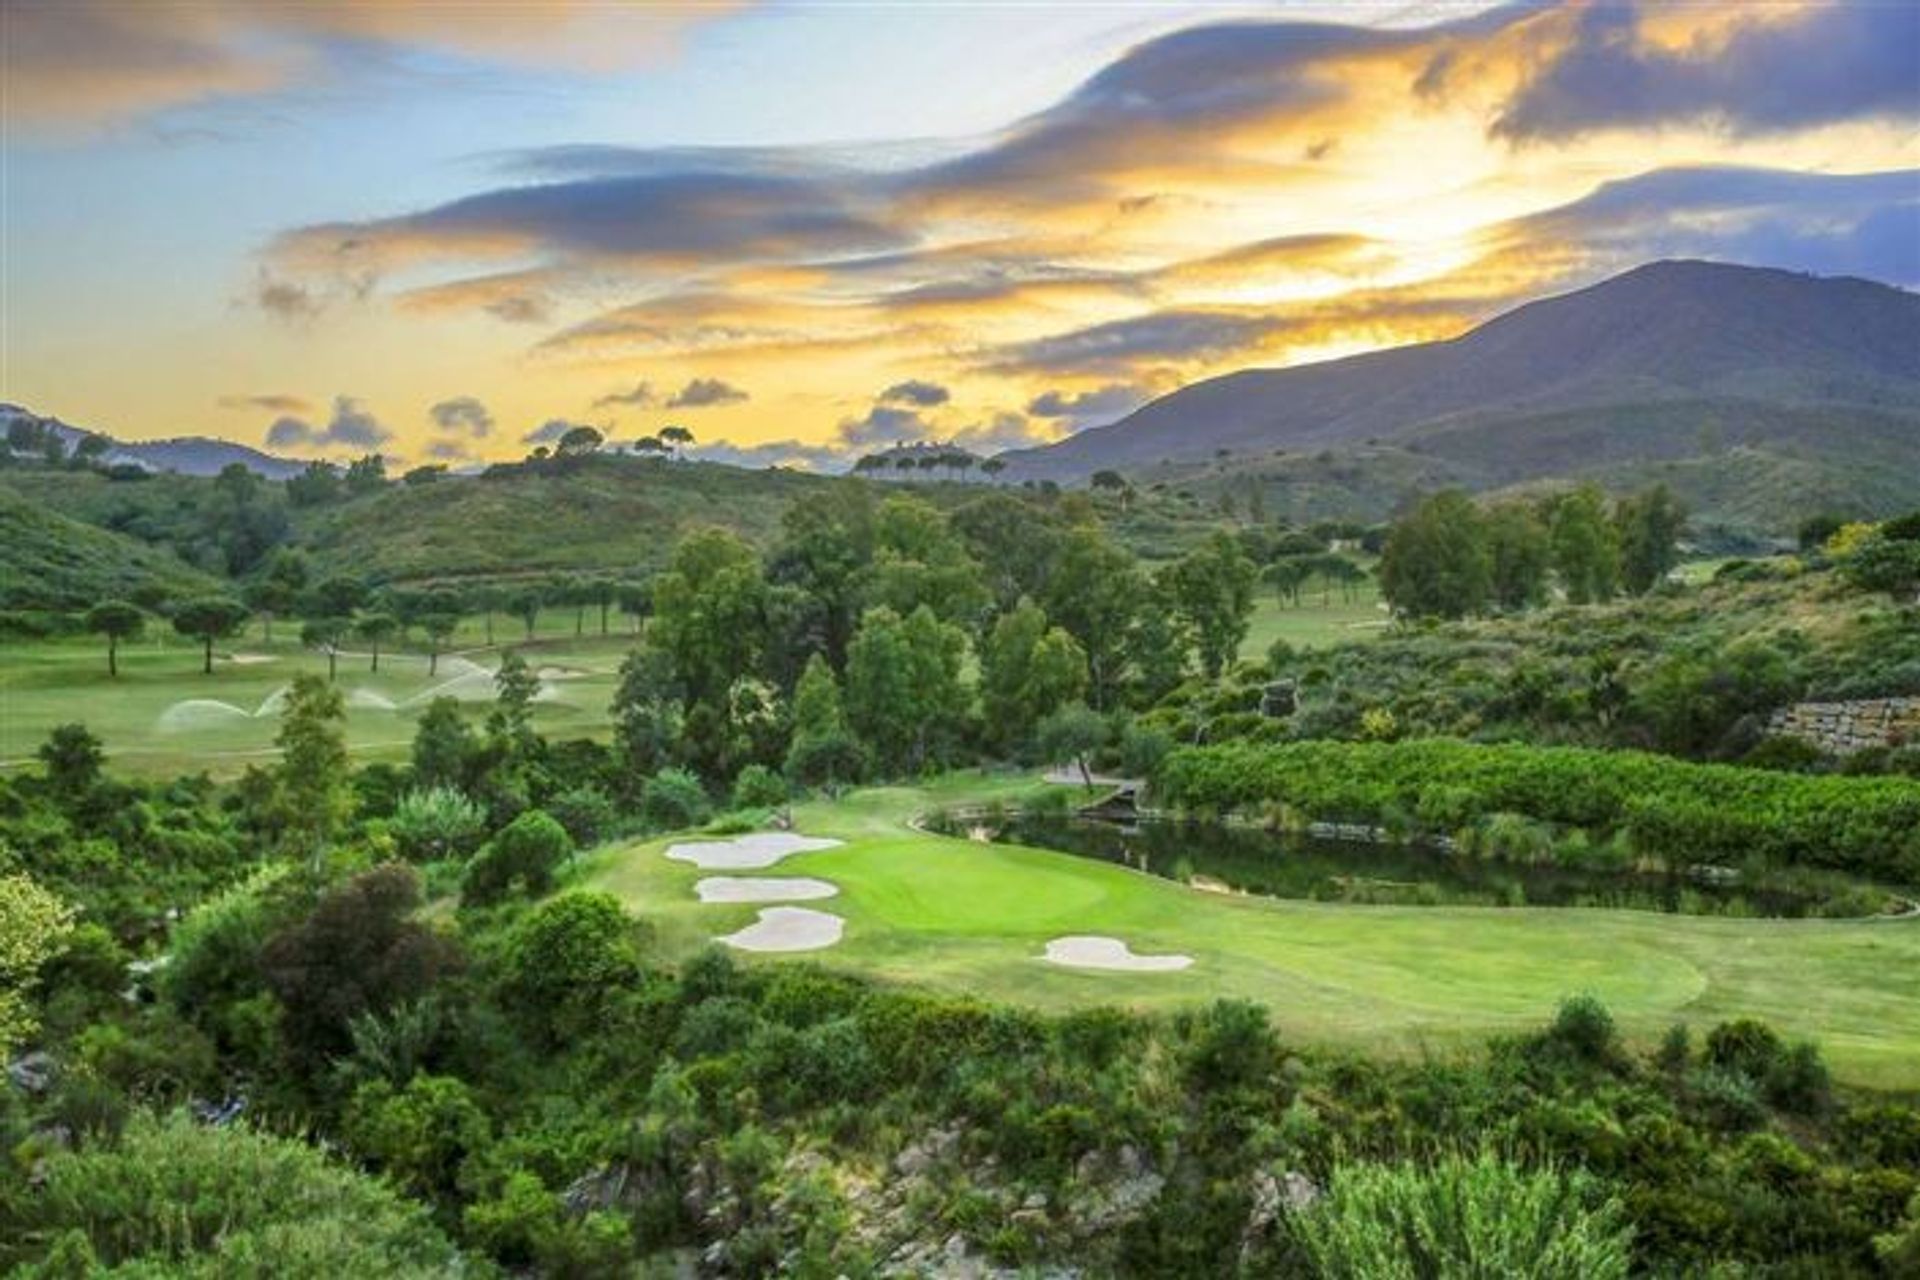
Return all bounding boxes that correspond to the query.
[3,1,1916,469]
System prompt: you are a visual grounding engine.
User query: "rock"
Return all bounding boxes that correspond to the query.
[8,1051,56,1094]
[1280,1170,1320,1212]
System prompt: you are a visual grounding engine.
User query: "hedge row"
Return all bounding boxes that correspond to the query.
[1153,739,1920,881]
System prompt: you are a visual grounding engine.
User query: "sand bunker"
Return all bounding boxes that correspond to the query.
[695,876,839,904]
[1042,936,1194,972]
[666,833,843,870]
[227,653,277,666]
[716,906,845,952]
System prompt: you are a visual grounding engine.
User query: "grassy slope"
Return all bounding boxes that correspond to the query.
[581,775,1920,1089]
[0,488,220,611]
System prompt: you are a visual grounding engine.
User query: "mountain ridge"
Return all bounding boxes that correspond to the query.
[1000,261,1920,492]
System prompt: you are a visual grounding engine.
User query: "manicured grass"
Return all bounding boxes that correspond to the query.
[582,774,1920,1089]
[0,627,631,777]
[1239,586,1387,658]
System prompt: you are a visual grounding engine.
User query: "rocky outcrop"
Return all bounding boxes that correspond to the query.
[1765,697,1920,755]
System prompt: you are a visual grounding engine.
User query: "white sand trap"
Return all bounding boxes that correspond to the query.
[227,653,277,666]
[696,876,839,903]
[666,832,843,870]
[1043,936,1194,972]
[716,906,845,952]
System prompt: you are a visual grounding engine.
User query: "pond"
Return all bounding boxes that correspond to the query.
[983,811,1879,918]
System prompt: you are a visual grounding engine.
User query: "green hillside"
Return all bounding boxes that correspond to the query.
[0,488,221,612]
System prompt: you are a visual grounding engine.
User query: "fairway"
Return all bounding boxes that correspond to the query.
[583,775,1920,1089]
[1239,581,1387,658]
[0,619,632,777]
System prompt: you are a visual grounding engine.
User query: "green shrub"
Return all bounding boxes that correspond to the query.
[731,764,788,810]
[640,768,711,832]
[6,1110,460,1275]
[389,787,486,862]
[546,784,616,848]
[1288,1151,1630,1279]
[463,809,571,906]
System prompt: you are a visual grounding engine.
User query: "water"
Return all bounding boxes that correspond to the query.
[991,813,1834,917]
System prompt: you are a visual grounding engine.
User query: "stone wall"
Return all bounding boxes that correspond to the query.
[1765,697,1920,755]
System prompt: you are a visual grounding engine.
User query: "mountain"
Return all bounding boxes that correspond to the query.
[1001,261,1920,524]
[1,404,307,479]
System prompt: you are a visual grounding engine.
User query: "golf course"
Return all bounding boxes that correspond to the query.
[582,772,1920,1091]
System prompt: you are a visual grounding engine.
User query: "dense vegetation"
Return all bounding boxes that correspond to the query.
[4,441,1918,1273]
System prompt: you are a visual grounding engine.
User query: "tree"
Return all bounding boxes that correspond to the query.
[639,768,712,831]
[84,600,144,677]
[980,598,1088,753]
[277,673,352,867]
[411,697,477,791]
[845,604,969,773]
[172,596,250,674]
[1484,503,1552,611]
[1166,531,1257,678]
[1042,525,1142,708]
[262,864,461,1070]
[463,809,571,905]
[784,653,864,791]
[556,424,603,457]
[1036,702,1107,789]
[1615,484,1687,594]
[650,528,769,708]
[286,459,343,507]
[344,453,388,496]
[490,650,541,749]
[1842,530,1920,602]
[355,609,400,673]
[420,603,461,677]
[509,584,544,640]
[0,874,74,1057]
[660,424,693,459]
[37,722,104,801]
[981,457,1007,482]
[302,616,349,682]
[497,892,640,1045]
[611,642,682,783]
[1549,484,1620,604]
[1263,558,1311,608]
[1378,491,1490,620]
[768,486,876,670]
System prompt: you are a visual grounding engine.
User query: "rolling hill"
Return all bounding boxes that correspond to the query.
[0,488,223,612]
[1003,261,1920,527]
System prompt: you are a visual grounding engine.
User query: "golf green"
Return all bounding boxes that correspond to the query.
[582,774,1920,1090]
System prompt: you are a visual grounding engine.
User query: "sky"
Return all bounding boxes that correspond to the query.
[3,1,1917,469]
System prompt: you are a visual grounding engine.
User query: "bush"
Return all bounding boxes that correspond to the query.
[731,764,788,810]
[390,787,486,862]
[1544,995,1620,1068]
[1288,1151,1631,1279]
[547,785,616,848]
[6,1111,460,1275]
[1155,738,1920,880]
[463,809,571,906]
[640,768,711,832]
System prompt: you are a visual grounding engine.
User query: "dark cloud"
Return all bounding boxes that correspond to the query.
[593,381,656,409]
[1495,3,1920,142]
[262,395,391,451]
[986,310,1283,375]
[1026,383,1149,429]
[836,405,932,449]
[878,379,950,407]
[691,438,847,471]
[950,412,1046,455]
[429,396,494,437]
[275,171,906,276]
[484,294,551,324]
[252,272,322,322]
[1510,166,1920,288]
[522,418,594,445]
[666,377,749,408]
[426,438,474,462]
[220,393,309,414]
